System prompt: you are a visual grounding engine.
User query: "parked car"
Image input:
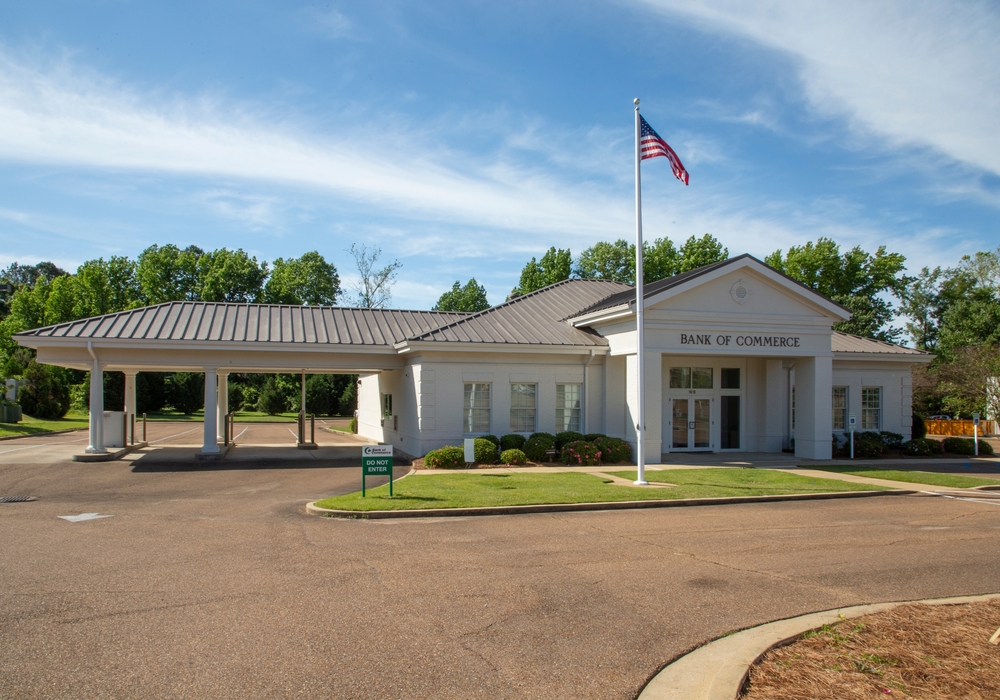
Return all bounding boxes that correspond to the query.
[928,414,952,420]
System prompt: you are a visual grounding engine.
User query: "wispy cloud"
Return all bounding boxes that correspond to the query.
[633,0,1000,178]
[301,7,354,40]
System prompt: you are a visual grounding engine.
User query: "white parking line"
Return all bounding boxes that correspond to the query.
[148,426,202,444]
[921,491,1000,507]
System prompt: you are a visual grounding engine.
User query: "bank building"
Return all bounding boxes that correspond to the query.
[16,255,930,461]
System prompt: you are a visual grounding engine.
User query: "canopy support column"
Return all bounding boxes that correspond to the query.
[202,367,220,454]
[216,371,229,442]
[86,352,105,454]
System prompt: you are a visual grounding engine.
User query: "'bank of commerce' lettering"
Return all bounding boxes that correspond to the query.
[736,335,800,347]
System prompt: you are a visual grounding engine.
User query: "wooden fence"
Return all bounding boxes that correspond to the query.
[925,419,997,437]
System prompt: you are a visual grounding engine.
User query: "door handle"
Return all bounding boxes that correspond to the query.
[688,421,696,429]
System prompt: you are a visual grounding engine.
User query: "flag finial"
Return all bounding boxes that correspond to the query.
[633,98,640,105]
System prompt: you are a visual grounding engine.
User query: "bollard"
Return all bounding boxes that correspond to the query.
[122,413,127,447]
[310,413,315,445]
[142,413,147,442]
[130,412,136,445]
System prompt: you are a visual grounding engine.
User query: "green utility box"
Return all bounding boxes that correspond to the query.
[1,403,22,424]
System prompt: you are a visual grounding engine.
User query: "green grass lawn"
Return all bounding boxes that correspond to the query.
[313,468,886,512]
[811,466,1000,489]
[0,410,89,438]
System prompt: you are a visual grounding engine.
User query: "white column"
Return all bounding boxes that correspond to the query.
[764,360,785,453]
[202,368,219,454]
[216,372,229,441]
[625,351,663,464]
[794,355,833,460]
[124,372,137,417]
[86,361,106,454]
[301,371,307,413]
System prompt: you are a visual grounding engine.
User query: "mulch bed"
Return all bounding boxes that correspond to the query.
[741,599,1000,699]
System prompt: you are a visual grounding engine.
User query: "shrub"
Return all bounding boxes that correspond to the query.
[593,436,631,463]
[879,431,904,449]
[499,448,528,466]
[561,440,602,466]
[424,445,465,469]
[584,433,606,442]
[911,413,927,439]
[528,432,555,443]
[902,438,942,456]
[555,431,585,449]
[941,437,992,455]
[480,434,500,448]
[168,372,206,414]
[17,360,70,419]
[523,434,555,462]
[500,433,526,451]
[473,437,498,464]
[350,415,357,434]
[852,436,886,459]
[256,377,287,415]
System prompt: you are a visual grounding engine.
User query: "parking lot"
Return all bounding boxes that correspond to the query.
[1,435,999,699]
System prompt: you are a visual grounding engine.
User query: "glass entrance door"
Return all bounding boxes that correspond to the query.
[671,398,711,450]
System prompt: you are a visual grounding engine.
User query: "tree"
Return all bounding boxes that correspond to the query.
[263,251,340,306]
[765,238,907,341]
[166,372,204,414]
[257,376,288,415]
[575,237,681,285]
[198,248,268,303]
[75,257,139,316]
[512,247,572,296]
[17,359,71,419]
[136,244,203,304]
[433,279,490,312]
[346,244,402,308]
[678,234,728,272]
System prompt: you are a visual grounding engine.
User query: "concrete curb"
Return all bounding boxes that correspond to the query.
[0,427,87,442]
[636,592,1000,700]
[306,488,912,519]
[72,442,148,462]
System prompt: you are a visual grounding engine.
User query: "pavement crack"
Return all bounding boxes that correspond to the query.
[56,593,263,624]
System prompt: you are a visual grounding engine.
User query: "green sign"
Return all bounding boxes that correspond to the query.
[362,445,393,497]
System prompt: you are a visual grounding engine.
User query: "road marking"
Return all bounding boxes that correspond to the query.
[0,434,90,455]
[58,513,113,522]
[233,426,249,441]
[148,426,201,444]
[921,491,1000,507]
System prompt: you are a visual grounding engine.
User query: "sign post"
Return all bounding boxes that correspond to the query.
[848,413,856,459]
[362,445,394,497]
[973,413,980,457]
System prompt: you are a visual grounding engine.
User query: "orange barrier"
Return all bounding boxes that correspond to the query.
[925,419,997,437]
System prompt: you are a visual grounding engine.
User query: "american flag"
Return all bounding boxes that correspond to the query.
[640,115,689,185]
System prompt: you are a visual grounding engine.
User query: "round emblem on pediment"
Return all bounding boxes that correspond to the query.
[730,279,751,305]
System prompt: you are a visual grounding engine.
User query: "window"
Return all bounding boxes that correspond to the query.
[669,367,714,389]
[832,387,848,431]
[556,384,581,432]
[381,393,392,418]
[510,383,536,433]
[862,387,881,430]
[721,368,740,389]
[463,383,491,434]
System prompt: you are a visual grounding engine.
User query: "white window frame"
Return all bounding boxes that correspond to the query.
[555,383,582,433]
[463,382,491,435]
[832,386,848,432]
[509,383,536,434]
[862,386,881,431]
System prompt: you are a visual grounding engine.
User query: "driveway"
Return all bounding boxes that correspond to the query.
[1,449,999,699]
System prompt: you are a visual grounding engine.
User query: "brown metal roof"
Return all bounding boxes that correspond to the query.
[404,279,631,346]
[831,332,931,356]
[16,302,469,346]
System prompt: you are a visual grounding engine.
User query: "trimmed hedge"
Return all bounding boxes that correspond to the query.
[554,431,585,449]
[480,434,500,448]
[500,433,526,451]
[902,438,942,456]
[584,433,606,442]
[942,437,994,455]
[424,446,465,469]
[593,436,631,463]
[474,437,498,464]
[529,432,556,443]
[523,434,555,462]
[879,431,904,448]
[499,448,528,466]
[560,440,602,466]
[912,414,927,439]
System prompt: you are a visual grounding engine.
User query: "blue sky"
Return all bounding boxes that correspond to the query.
[1,1,998,308]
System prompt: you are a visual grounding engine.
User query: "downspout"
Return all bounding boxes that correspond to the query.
[583,349,595,435]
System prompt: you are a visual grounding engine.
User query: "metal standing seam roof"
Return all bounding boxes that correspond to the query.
[15,302,470,346]
[831,332,931,356]
[568,254,852,319]
[402,279,631,346]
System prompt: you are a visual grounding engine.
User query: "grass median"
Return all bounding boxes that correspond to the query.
[810,466,1000,489]
[0,411,89,438]
[313,468,887,512]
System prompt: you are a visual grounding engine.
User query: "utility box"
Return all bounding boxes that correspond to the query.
[103,411,125,447]
[1,403,22,424]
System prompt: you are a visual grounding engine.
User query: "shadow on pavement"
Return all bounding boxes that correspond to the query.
[129,445,411,472]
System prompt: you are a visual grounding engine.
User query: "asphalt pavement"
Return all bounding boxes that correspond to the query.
[1,443,999,699]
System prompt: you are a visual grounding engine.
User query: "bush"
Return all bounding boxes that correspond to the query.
[424,445,465,469]
[523,434,555,462]
[584,433,606,442]
[480,434,500,448]
[912,413,927,439]
[941,437,993,455]
[879,431,904,448]
[17,360,70,419]
[167,372,205,414]
[852,432,886,459]
[902,438,942,456]
[350,415,357,433]
[593,436,631,463]
[499,448,528,466]
[528,432,555,443]
[500,433,526,451]
[241,385,260,412]
[256,377,287,415]
[561,440,602,466]
[555,431,585,449]
[473,437,498,464]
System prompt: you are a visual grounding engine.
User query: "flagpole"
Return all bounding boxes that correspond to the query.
[634,98,648,486]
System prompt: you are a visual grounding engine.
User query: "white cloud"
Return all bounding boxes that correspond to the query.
[302,7,353,40]
[634,0,1000,176]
